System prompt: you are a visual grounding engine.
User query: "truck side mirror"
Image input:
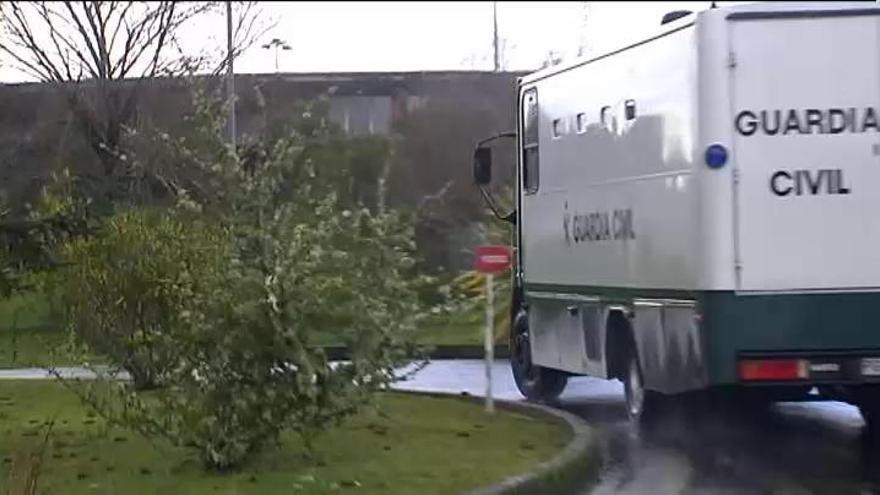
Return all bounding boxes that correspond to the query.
[473,147,492,186]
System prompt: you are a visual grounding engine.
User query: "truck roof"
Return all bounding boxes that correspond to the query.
[520,1,880,86]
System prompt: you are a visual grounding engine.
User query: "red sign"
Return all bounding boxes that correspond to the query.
[475,245,512,273]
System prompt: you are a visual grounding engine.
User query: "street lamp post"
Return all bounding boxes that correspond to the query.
[262,38,292,73]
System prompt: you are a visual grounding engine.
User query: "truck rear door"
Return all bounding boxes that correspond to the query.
[730,9,880,291]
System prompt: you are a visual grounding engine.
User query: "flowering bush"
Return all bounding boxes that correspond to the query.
[59,93,425,470]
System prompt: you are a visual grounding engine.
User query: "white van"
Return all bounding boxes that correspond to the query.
[473,1,880,430]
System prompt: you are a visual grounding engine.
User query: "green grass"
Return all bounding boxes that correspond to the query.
[415,312,484,346]
[0,291,499,368]
[296,312,492,348]
[0,293,73,369]
[0,292,51,331]
[0,327,69,369]
[0,380,570,495]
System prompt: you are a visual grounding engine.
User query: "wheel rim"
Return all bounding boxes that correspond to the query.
[626,356,645,418]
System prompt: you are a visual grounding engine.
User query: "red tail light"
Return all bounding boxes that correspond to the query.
[739,358,808,381]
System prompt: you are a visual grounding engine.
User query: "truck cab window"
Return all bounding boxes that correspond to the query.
[522,88,539,194]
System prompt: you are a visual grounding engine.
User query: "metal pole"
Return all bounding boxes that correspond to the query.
[492,1,500,71]
[485,273,495,414]
[226,0,236,148]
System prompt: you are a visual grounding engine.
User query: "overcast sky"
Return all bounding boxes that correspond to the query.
[0,1,754,82]
[220,1,738,73]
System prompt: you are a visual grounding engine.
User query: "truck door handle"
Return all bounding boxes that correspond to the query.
[567,305,579,315]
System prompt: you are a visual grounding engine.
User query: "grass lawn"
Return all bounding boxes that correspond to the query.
[290,312,496,348]
[0,380,570,495]
[0,291,502,368]
[414,312,484,346]
[0,293,72,369]
[0,327,69,369]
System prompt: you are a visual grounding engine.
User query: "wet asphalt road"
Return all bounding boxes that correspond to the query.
[393,360,880,495]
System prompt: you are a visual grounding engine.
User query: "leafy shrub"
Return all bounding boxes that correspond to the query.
[59,92,426,471]
[0,169,92,298]
[59,209,226,389]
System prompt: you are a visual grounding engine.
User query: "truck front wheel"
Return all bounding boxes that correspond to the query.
[510,312,568,403]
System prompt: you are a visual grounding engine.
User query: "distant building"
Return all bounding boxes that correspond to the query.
[229,71,524,138]
[0,70,526,272]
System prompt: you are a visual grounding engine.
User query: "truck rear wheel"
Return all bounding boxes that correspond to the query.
[510,312,568,403]
[622,344,661,423]
[858,393,880,440]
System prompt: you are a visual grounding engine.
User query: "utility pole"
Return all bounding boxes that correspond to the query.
[492,1,500,71]
[226,0,236,148]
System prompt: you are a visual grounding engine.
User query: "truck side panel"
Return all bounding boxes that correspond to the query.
[520,25,703,384]
[521,25,699,293]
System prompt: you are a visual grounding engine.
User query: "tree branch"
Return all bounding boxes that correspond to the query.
[3,3,66,81]
[106,1,133,66]
[64,2,104,76]
[43,5,102,80]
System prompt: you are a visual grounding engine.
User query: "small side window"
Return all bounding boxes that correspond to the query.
[552,118,563,138]
[522,88,539,195]
[576,113,587,134]
[600,106,611,126]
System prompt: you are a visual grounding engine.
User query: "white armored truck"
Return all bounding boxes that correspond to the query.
[473,1,880,429]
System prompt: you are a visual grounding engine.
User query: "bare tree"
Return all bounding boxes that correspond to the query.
[0,1,270,185]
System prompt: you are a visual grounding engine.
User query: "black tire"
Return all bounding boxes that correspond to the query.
[622,343,661,424]
[510,312,568,403]
[851,386,880,442]
[859,399,880,441]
